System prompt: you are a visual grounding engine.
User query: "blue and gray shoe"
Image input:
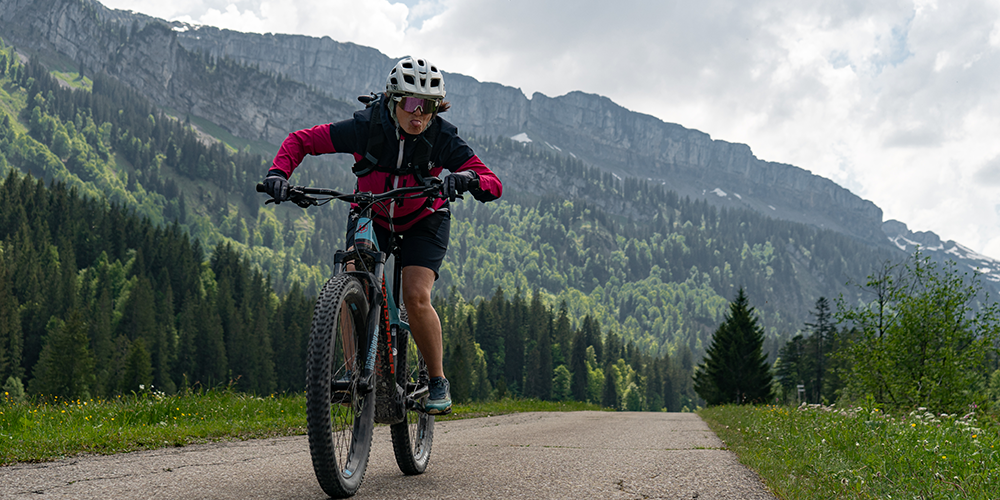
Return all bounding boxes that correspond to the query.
[424,376,452,415]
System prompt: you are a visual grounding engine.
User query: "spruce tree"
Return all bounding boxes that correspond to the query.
[0,258,23,380]
[551,301,572,368]
[601,363,619,409]
[693,288,773,405]
[569,330,589,402]
[804,296,835,403]
[775,334,807,403]
[29,311,95,398]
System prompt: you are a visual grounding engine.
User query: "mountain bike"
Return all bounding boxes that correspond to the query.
[257,178,444,498]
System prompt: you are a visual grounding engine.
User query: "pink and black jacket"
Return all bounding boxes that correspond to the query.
[270,94,502,232]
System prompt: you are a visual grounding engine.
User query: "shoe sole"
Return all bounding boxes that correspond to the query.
[425,404,452,415]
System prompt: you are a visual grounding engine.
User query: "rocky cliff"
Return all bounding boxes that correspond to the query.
[883,220,1000,285]
[0,0,355,145]
[1,0,887,245]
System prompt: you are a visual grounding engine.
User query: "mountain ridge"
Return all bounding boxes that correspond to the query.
[0,0,889,248]
[3,0,997,284]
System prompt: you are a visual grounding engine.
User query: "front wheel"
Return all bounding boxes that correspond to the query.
[390,328,434,475]
[306,274,375,498]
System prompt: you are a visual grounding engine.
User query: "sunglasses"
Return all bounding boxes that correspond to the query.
[396,96,441,114]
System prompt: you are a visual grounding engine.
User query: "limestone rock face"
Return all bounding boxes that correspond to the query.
[1,0,885,244]
[0,0,355,145]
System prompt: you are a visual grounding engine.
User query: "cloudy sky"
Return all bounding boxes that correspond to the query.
[101,0,1000,258]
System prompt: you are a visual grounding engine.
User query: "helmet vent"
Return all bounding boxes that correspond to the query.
[385,56,445,99]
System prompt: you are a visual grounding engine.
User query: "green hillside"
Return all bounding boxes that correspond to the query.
[0,39,914,409]
[0,39,905,354]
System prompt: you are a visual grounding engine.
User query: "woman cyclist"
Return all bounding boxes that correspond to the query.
[262,56,503,414]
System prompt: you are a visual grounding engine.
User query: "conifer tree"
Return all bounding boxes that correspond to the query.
[121,337,153,393]
[476,288,504,383]
[0,257,23,380]
[601,362,619,409]
[29,311,95,398]
[522,290,552,399]
[693,288,773,405]
[775,334,807,403]
[570,329,589,401]
[504,289,526,395]
[447,313,475,403]
[551,301,572,368]
[804,296,835,403]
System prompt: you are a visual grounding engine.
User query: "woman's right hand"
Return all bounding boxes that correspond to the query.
[263,169,290,202]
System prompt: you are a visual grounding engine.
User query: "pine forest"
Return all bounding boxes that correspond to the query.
[6,36,992,412]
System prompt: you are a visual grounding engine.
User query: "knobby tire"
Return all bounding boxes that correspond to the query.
[390,305,434,475]
[306,274,375,498]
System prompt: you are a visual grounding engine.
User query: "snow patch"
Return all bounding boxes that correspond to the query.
[510,133,532,143]
[734,193,742,200]
[172,25,189,33]
[768,205,776,211]
[888,236,908,251]
[710,188,727,198]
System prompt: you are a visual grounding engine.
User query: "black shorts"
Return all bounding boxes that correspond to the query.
[345,210,451,279]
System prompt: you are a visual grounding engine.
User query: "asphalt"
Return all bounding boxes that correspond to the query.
[1,411,776,499]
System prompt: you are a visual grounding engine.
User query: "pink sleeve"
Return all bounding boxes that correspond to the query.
[457,154,503,201]
[270,124,336,177]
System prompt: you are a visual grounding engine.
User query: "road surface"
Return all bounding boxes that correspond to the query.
[2,411,775,499]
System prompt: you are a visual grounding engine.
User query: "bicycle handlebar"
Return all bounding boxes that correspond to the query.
[255,176,450,209]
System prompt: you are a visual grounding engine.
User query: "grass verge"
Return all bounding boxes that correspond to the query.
[700,404,1000,499]
[1,390,306,465]
[2,392,601,465]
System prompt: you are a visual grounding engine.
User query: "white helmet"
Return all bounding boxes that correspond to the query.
[385,56,446,99]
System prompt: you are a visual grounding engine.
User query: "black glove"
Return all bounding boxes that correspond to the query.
[443,170,479,202]
[263,169,289,202]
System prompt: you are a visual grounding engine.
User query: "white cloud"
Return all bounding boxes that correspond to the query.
[101,0,410,53]
[99,0,1000,257]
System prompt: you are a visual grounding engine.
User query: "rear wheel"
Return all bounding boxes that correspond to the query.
[390,327,434,475]
[306,274,375,498]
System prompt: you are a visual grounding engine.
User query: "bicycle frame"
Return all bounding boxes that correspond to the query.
[259,177,442,496]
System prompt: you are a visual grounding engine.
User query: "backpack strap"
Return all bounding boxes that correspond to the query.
[352,96,385,177]
[407,120,439,184]
[351,94,439,180]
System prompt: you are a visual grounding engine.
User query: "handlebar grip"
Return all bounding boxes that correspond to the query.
[256,183,266,193]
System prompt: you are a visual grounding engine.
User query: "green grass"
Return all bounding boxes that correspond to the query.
[1,390,307,465]
[700,404,1000,499]
[0,81,28,134]
[160,106,277,157]
[1,391,602,465]
[50,71,93,91]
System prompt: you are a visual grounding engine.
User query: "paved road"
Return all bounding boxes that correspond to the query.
[2,411,775,499]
